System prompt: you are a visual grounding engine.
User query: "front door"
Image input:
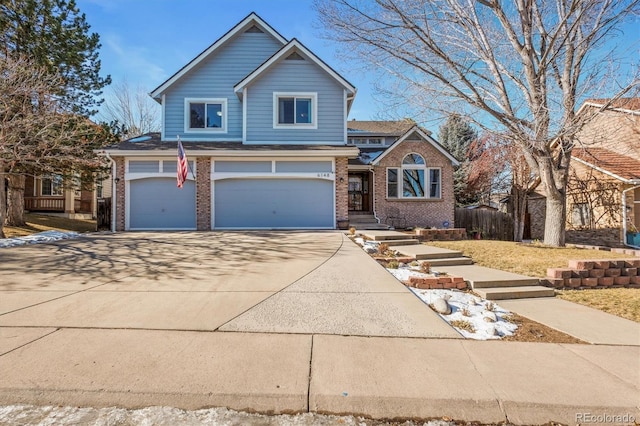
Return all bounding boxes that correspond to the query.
[348,173,370,212]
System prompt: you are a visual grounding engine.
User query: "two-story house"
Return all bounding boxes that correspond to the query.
[101,13,458,231]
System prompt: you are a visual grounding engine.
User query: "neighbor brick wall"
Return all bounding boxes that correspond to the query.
[335,157,349,226]
[115,157,126,231]
[373,140,455,228]
[196,157,211,231]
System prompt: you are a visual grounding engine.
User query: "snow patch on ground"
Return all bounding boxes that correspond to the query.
[0,230,80,248]
[409,287,517,340]
[0,405,457,426]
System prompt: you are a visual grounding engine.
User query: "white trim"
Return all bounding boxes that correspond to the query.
[184,98,227,133]
[234,39,356,96]
[161,94,166,141]
[106,148,360,158]
[332,157,337,228]
[343,90,348,143]
[581,101,640,116]
[151,13,287,99]
[273,92,318,129]
[242,87,247,142]
[372,126,460,167]
[572,156,636,183]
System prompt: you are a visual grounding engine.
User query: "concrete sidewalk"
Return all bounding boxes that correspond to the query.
[0,231,639,425]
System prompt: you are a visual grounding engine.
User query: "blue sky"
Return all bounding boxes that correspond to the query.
[77,0,638,135]
[76,0,380,122]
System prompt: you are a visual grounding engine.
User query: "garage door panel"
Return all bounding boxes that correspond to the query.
[214,179,333,228]
[130,178,196,229]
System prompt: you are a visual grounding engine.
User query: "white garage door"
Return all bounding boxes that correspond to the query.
[214,179,334,229]
[129,178,196,230]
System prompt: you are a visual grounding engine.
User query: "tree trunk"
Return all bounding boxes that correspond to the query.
[5,174,26,227]
[0,165,7,238]
[511,185,527,242]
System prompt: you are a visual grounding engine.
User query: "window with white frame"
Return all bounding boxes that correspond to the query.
[274,92,317,128]
[185,98,226,132]
[387,153,441,199]
[41,175,64,196]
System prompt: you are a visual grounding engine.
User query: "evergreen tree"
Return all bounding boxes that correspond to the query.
[438,114,478,206]
[0,0,111,116]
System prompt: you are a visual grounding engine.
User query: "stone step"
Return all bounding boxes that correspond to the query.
[348,216,379,224]
[394,245,463,260]
[425,257,474,266]
[474,286,555,300]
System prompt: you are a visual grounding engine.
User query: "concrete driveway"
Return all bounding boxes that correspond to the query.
[1,232,638,425]
[0,231,456,336]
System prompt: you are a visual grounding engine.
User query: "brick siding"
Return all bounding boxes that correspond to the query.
[335,157,349,226]
[115,157,126,231]
[373,140,455,228]
[196,157,211,230]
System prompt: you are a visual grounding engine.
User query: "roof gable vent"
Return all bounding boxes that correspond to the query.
[286,51,305,60]
[245,25,264,33]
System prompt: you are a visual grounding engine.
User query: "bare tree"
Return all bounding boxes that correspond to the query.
[98,80,161,140]
[315,0,639,246]
[0,55,111,235]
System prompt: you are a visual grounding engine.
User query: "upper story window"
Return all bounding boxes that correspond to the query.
[387,153,441,199]
[273,92,317,129]
[348,137,384,145]
[185,98,227,133]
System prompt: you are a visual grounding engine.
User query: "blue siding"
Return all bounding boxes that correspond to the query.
[164,31,283,141]
[245,60,346,144]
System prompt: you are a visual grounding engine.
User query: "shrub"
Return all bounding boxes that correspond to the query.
[378,243,390,255]
[349,227,356,235]
[387,260,399,269]
[450,319,475,333]
[420,261,431,274]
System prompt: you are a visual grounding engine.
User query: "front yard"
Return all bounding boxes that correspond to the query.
[3,213,96,238]
[428,240,640,322]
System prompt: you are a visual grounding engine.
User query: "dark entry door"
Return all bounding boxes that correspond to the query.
[348,173,370,212]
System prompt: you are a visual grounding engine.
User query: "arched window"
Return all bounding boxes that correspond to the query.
[387,153,441,199]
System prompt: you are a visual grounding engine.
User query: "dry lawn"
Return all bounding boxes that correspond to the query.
[427,239,631,278]
[3,213,96,238]
[557,288,640,322]
[428,240,640,323]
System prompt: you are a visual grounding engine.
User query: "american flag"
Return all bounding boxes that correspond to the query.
[177,138,188,188]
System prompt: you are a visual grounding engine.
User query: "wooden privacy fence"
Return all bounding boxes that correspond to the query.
[455,208,514,241]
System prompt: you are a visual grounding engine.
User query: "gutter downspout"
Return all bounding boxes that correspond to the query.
[370,167,381,224]
[102,151,117,233]
[622,183,640,249]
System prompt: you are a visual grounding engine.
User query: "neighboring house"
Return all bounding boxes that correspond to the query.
[347,120,458,228]
[527,98,640,246]
[23,174,106,219]
[101,13,458,231]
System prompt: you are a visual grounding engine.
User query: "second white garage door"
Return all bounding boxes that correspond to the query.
[214,179,334,229]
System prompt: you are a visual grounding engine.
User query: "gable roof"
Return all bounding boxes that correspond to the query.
[150,12,287,100]
[347,119,417,135]
[572,147,640,183]
[371,126,460,166]
[233,38,356,102]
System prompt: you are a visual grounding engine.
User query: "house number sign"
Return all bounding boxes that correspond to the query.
[316,172,331,178]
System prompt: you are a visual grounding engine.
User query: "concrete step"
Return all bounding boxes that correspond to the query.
[433,265,540,288]
[349,216,379,224]
[394,245,463,260]
[350,223,391,231]
[474,286,555,300]
[425,257,474,266]
[359,231,415,241]
[383,239,419,246]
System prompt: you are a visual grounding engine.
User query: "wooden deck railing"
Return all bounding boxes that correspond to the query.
[24,197,65,212]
